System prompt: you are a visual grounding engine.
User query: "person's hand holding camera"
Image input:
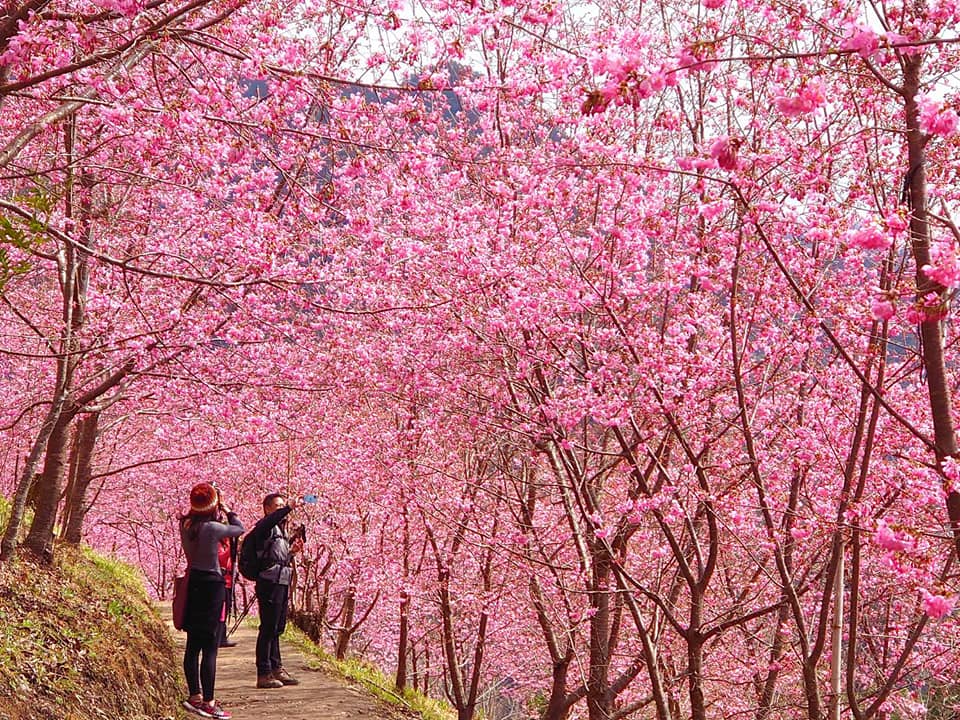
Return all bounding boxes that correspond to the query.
[216,488,232,516]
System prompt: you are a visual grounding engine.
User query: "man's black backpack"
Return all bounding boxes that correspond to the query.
[237,533,263,581]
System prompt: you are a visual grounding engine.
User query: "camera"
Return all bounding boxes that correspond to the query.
[292,524,306,544]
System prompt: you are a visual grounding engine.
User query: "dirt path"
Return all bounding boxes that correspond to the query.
[157,603,394,720]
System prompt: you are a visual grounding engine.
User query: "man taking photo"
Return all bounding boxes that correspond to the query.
[246,493,304,688]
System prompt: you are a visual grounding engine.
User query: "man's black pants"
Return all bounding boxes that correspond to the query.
[256,582,288,675]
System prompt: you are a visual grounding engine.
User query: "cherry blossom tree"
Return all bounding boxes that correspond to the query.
[4,0,960,718]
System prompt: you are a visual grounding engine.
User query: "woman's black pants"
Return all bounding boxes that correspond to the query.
[183,570,226,701]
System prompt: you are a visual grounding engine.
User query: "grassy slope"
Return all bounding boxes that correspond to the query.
[0,545,181,720]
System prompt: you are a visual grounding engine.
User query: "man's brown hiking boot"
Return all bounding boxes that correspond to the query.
[257,674,283,689]
[273,667,300,686]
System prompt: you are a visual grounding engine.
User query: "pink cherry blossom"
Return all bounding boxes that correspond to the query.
[709,135,741,170]
[874,520,912,552]
[773,79,827,117]
[921,590,954,619]
[919,96,960,137]
[871,297,896,321]
[845,223,890,250]
[842,24,881,58]
[923,242,960,287]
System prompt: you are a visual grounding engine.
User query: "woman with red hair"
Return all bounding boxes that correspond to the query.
[179,482,244,719]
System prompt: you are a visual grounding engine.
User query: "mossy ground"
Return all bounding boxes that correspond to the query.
[0,545,181,720]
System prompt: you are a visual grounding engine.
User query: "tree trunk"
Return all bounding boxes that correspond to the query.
[23,412,73,559]
[59,420,83,537]
[543,650,574,720]
[902,56,960,558]
[61,411,100,544]
[0,393,67,560]
[587,553,613,720]
[319,576,331,638]
[9,113,85,562]
[424,642,431,695]
[687,631,706,720]
[437,565,469,712]
[412,645,421,693]
[0,116,81,562]
[395,495,411,691]
[335,583,356,660]
[396,589,410,691]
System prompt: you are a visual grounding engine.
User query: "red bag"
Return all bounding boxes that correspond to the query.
[172,571,189,631]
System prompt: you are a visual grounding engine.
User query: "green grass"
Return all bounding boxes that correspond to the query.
[281,622,457,720]
[0,535,181,720]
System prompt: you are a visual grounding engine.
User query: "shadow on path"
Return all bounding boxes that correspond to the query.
[156,602,390,720]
